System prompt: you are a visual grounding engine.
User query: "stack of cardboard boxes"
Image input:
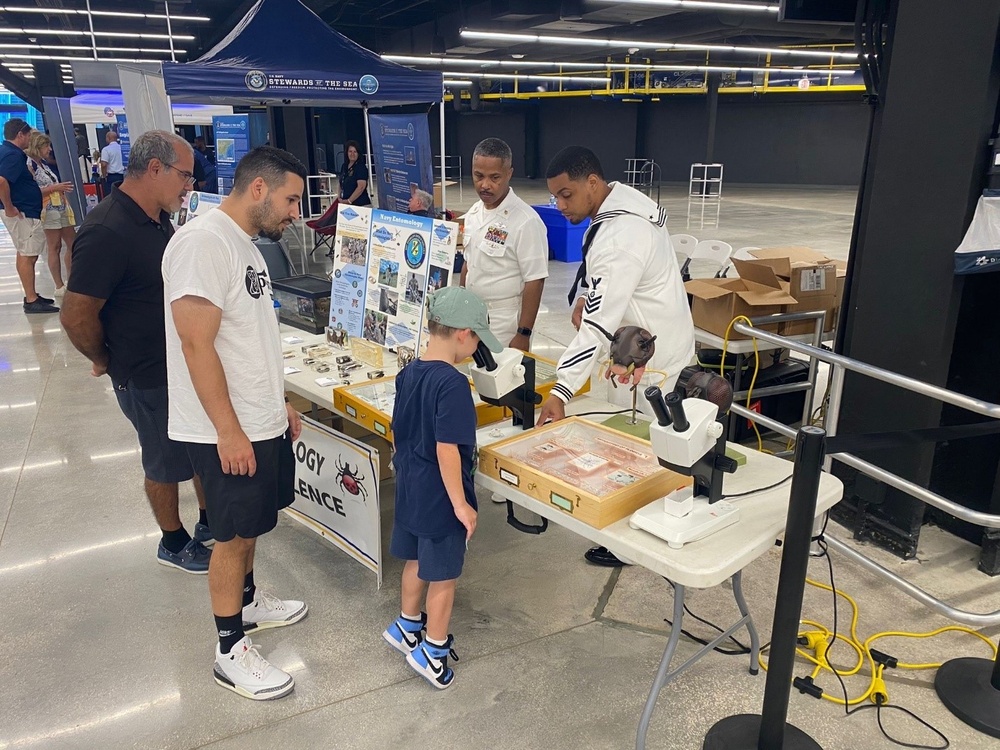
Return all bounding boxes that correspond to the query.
[685,247,847,339]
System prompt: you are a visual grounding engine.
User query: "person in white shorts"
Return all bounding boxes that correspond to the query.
[0,118,59,314]
[461,137,548,352]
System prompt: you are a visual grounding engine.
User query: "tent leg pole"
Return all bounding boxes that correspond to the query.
[440,96,447,213]
[363,102,375,206]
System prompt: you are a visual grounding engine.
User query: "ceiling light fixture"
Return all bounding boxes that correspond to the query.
[0,28,195,41]
[0,6,210,22]
[0,53,168,63]
[442,70,610,83]
[443,79,473,86]
[592,0,778,12]
[0,43,185,54]
[460,30,857,59]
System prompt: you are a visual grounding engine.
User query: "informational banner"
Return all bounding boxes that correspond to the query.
[329,204,459,351]
[285,416,382,587]
[212,114,251,195]
[369,113,434,215]
[329,203,373,338]
[115,114,130,168]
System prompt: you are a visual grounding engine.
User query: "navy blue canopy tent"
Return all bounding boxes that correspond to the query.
[161,0,442,107]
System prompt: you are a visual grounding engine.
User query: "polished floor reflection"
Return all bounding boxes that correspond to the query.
[2,185,999,749]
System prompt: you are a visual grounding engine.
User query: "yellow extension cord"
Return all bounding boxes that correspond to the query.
[756,577,998,706]
[718,315,997,707]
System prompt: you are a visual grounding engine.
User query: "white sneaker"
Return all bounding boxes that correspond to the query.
[491,492,508,504]
[53,286,65,298]
[213,636,294,700]
[243,590,308,633]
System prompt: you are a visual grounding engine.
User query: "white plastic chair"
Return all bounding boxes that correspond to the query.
[671,233,697,269]
[724,246,760,277]
[685,239,733,279]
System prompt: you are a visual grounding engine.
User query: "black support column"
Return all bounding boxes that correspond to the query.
[834,0,1000,556]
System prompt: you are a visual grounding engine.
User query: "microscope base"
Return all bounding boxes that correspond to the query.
[630,497,740,549]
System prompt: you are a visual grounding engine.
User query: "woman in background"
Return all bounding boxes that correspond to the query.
[339,140,371,207]
[26,131,76,296]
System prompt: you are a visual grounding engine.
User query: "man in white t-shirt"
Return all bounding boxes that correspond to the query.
[100,130,125,189]
[163,146,308,701]
[460,138,548,352]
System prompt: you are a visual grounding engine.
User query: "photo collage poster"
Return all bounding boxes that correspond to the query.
[363,210,433,350]
[419,219,461,355]
[329,204,458,352]
[329,203,373,338]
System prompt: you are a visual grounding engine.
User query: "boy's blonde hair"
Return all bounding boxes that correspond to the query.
[427,319,460,338]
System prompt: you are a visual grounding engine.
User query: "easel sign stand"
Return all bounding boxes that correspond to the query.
[701,426,827,750]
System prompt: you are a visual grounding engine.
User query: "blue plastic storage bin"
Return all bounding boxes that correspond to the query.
[532,205,591,263]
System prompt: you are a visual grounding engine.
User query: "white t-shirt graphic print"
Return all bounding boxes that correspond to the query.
[162,208,286,444]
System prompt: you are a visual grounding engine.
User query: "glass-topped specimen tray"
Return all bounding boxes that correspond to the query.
[479,417,690,529]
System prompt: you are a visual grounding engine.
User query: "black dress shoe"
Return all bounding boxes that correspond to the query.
[584,546,626,567]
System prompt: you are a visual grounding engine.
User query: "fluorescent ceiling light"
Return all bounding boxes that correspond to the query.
[443,79,473,86]
[593,0,778,10]
[0,28,195,41]
[0,43,185,54]
[443,70,610,83]
[0,53,167,62]
[460,30,857,59]
[0,6,210,21]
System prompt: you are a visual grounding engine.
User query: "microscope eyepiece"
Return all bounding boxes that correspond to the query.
[644,385,671,427]
[472,341,498,372]
[664,391,689,432]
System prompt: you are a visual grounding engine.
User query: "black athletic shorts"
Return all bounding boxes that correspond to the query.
[184,431,294,542]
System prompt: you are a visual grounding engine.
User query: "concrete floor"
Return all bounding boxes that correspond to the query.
[2,183,999,750]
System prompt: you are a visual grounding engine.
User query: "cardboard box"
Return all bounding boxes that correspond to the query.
[433,180,458,206]
[479,417,691,528]
[738,249,839,335]
[686,260,798,339]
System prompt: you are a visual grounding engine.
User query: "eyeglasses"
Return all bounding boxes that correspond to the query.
[164,163,197,186]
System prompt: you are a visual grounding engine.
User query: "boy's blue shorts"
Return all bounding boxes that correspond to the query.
[390,524,466,582]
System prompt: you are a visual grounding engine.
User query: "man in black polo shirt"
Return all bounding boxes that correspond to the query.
[0,117,59,314]
[61,129,213,573]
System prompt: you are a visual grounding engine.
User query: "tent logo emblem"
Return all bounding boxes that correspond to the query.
[245,70,268,92]
[359,75,379,95]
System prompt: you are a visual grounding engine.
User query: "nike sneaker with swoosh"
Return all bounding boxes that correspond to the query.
[406,634,460,689]
[382,612,427,655]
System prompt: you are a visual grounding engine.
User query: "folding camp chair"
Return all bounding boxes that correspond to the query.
[306,199,339,259]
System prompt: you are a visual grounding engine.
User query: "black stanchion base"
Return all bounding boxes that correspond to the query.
[934,657,1000,739]
[703,715,823,750]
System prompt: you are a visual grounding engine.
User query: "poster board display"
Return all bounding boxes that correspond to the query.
[285,416,382,587]
[369,112,435,214]
[114,114,130,168]
[329,203,458,352]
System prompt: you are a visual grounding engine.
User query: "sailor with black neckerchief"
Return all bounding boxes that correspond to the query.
[537,145,695,567]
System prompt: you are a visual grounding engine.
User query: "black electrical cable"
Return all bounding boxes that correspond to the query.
[569,409,630,418]
[721,474,792,499]
[816,538,950,749]
[663,580,751,656]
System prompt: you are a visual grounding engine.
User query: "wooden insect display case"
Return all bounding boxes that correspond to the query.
[333,377,396,441]
[479,417,690,528]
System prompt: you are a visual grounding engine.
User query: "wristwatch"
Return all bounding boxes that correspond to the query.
[517,326,533,337]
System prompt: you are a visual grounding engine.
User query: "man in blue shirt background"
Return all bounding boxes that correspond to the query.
[382,286,502,690]
[0,118,57,314]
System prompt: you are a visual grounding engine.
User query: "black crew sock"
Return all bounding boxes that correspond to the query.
[215,613,244,654]
[242,570,256,608]
[161,526,192,554]
[198,508,208,527]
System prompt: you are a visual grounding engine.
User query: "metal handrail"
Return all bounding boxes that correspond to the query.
[729,317,1000,627]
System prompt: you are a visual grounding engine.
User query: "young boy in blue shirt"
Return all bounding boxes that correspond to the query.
[382,286,503,689]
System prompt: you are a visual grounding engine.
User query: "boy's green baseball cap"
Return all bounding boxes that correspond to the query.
[426,286,503,353]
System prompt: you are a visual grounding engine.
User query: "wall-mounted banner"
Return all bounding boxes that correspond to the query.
[212,114,251,195]
[285,416,382,587]
[368,113,434,216]
[115,114,130,168]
